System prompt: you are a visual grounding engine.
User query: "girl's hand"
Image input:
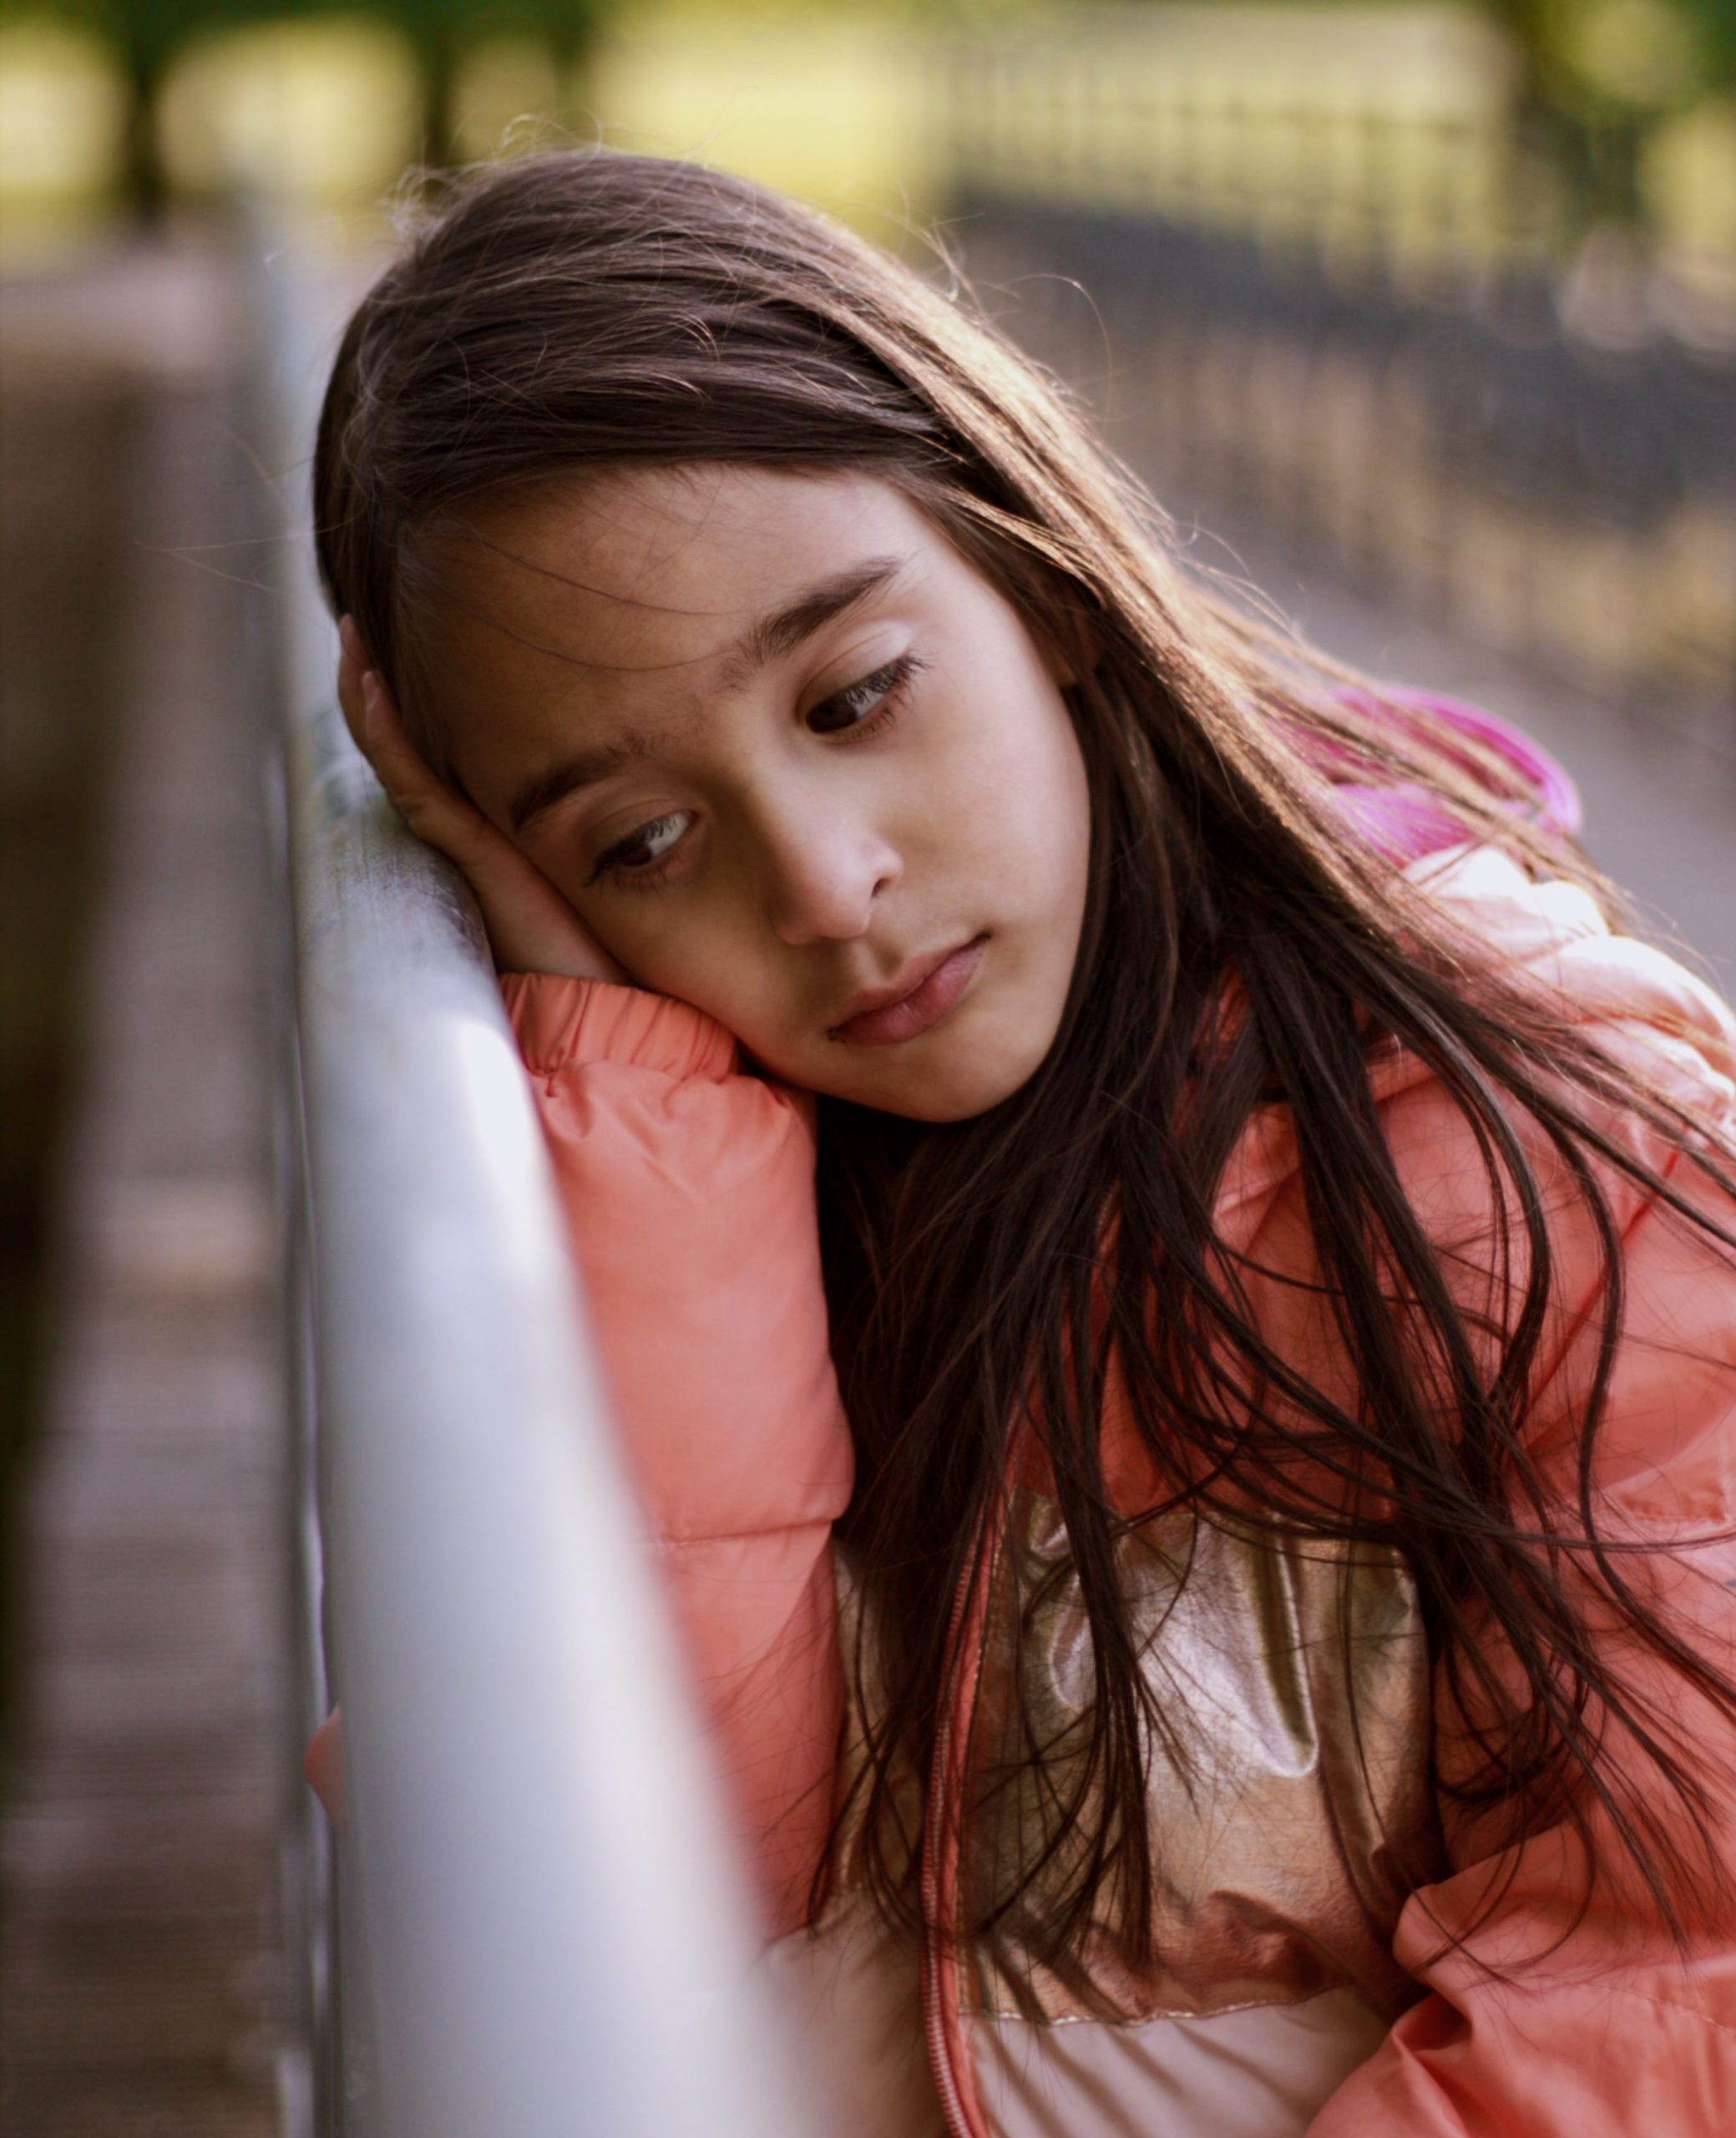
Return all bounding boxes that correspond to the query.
[336,617,625,984]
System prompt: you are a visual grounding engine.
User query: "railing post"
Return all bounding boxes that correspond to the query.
[252,216,829,2138]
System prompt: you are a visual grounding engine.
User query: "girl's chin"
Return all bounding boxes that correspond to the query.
[822,1040,1040,1122]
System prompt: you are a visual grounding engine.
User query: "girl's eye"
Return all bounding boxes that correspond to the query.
[806,653,923,736]
[585,809,694,888]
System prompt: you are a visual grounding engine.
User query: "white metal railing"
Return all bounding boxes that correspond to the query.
[255,221,826,2138]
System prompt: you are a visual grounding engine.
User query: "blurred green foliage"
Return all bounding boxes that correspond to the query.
[1480,0,1735,222]
[4,1,299,205]
[369,2,599,176]
[3,0,1733,241]
[2,0,600,205]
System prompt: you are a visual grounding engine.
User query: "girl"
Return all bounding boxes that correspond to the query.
[310,149,1736,2135]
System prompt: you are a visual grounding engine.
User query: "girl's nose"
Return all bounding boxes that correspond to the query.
[759,810,901,946]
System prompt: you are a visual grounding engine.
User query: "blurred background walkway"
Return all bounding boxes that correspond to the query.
[0,243,292,2133]
[2,4,1732,2130]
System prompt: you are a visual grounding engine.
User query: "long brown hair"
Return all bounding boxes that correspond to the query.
[313,148,1736,1975]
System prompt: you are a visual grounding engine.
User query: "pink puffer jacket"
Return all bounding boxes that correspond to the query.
[503,834,1736,2138]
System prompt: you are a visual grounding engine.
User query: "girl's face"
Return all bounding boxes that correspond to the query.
[425,466,1092,1121]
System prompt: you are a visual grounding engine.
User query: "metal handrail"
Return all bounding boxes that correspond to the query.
[255,223,824,2138]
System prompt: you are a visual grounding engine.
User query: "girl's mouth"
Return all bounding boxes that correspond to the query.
[828,935,986,1047]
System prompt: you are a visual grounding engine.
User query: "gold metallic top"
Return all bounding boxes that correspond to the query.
[833,1496,1441,2029]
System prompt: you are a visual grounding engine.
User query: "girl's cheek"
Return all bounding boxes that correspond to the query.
[600,907,761,1030]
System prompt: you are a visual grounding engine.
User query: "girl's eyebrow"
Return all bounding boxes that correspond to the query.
[509,737,646,836]
[713,555,909,694]
[508,554,910,836]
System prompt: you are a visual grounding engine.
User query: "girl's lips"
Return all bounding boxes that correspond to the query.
[829,937,986,1047]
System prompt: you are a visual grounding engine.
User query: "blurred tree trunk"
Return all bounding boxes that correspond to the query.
[1480,0,1728,236]
[120,41,167,222]
[417,18,461,167]
[403,1,601,165]
[1477,0,1598,239]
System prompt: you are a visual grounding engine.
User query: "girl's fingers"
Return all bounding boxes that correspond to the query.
[356,669,494,867]
[337,621,512,870]
[332,616,625,983]
[335,615,371,753]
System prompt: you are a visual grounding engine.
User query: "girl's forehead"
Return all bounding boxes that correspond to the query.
[434,464,934,676]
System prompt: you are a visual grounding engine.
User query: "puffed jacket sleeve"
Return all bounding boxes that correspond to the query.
[1308,859,1736,2135]
[502,971,854,1938]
